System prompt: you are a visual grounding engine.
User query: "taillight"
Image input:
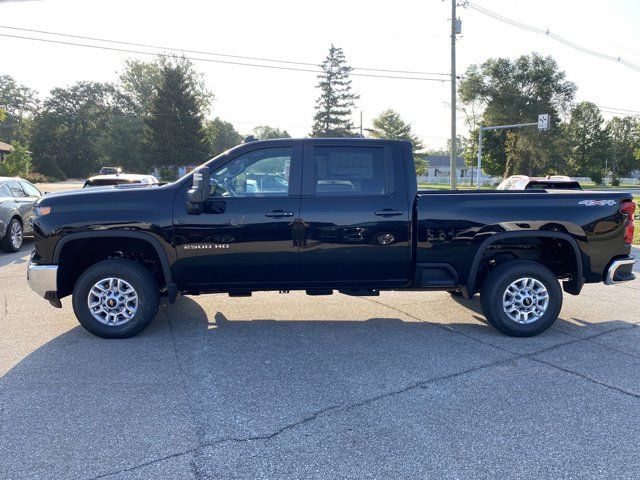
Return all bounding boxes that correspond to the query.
[621,200,636,245]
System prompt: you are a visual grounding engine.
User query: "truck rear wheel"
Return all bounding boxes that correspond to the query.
[72,259,159,339]
[480,260,562,337]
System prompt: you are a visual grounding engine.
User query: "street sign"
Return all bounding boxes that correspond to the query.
[538,114,550,131]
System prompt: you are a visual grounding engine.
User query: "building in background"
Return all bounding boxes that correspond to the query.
[422,155,468,178]
[0,141,13,163]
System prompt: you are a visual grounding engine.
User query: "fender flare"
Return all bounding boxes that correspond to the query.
[463,231,584,298]
[53,231,178,302]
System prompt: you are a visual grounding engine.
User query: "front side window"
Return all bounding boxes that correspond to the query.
[210,147,291,197]
[312,146,390,196]
[0,184,12,197]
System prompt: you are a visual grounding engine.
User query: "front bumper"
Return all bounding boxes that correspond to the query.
[27,257,59,301]
[604,256,636,285]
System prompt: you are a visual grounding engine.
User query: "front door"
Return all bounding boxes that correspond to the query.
[173,144,303,288]
[298,142,412,286]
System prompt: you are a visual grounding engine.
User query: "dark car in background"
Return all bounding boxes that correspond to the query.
[497,175,582,190]
[98,166,123,176]
[0,177,42,252]
[83,174,159,188]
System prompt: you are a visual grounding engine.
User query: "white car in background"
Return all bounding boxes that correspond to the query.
[497,175,582,190]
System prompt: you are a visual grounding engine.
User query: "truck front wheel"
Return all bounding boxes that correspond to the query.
[480,260,562,337]
[72,259,160,339]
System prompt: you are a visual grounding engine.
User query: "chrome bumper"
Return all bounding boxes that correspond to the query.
[27,258,59,298]
[604,256,636,285]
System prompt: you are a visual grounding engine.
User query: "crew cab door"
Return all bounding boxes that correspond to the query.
[298,141,411,286]
[172,144,303,287]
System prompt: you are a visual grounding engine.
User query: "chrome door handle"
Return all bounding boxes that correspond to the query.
[375,210,403,216]
[265,210,294,217]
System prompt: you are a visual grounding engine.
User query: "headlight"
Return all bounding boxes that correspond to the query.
[34,205,51,217]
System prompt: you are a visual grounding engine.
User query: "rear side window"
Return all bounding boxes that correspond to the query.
[20,181,41,197]
[7,181,27,198]
[0,183,12,197]
[312,146,392,196]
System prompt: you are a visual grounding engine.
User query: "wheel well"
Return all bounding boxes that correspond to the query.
[11,214,22,226]
[473,236,578,293]
[57,237,166,298]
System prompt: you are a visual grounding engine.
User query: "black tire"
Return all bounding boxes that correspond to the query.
[480,260,562,337]
[1,218,23,253]
[72,259,159,339]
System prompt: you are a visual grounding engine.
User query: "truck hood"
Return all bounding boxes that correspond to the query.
[36,183,170,209]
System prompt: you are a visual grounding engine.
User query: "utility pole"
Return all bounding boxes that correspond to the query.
[450,0,458,189]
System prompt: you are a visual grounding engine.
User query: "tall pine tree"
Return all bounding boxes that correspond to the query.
[311,45,359,137]
[144,62,207,168]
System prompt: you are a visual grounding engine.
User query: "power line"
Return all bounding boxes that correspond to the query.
[0,24,451,78]
[597,105,640,115]
[465,2,640,74]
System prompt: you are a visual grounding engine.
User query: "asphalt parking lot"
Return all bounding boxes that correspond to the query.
[1,241,639,479]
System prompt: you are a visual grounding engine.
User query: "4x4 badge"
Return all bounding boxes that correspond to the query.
[578,200,616,207]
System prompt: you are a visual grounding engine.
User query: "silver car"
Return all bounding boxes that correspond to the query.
[0,177,43,252]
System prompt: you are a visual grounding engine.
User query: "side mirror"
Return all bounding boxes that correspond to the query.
[187,166,209,203]
[186,166,209,214]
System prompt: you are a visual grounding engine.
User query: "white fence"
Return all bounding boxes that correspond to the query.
[572,177,640,186]
[417,175,501,187]
[419,176,640,187]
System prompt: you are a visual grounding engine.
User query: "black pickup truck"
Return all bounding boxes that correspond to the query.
[27,139,636,338]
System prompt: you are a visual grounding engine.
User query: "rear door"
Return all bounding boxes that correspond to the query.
[298,141,412,286]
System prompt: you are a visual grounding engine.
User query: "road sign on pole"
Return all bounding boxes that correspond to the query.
[538,114,550,131]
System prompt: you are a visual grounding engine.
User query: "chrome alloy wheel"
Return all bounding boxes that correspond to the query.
[502,277,549,324]
[10,221,22,249]
[88,277,139,326]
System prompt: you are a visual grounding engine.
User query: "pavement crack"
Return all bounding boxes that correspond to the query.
[205,355,517,448]
[87,356,518,479]
[87,447,196,479]
[530,356,640,399]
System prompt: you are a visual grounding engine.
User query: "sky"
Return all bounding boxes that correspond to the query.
[1,0,640,150]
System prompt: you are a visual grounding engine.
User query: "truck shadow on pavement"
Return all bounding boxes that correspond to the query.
[2,294,638,479]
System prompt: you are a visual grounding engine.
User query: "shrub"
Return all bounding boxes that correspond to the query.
[158,166,178,182]
[34,156,66,181]
[0,142,31,177]
[24,172,54,183]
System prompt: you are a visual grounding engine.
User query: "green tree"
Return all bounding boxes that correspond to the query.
[370,109,424,150]
[0,75,39,144]
[605,116,639,184]
[565,102,609,184]
[311,45,359,137]
[144,61,208,168]
[205,117,243,156]
[253,125,291,140]
[118,59,163,115]
[30,82,122,177]
[0,142,31,177]
[119,56,212,115]
[459,53,576,177]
